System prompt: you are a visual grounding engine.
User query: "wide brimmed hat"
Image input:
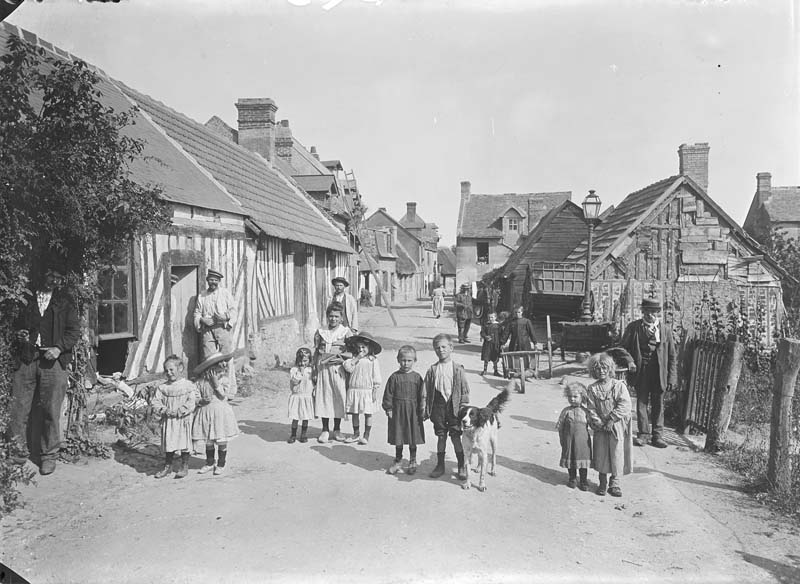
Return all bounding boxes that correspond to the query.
[345,332,382,355]
[206,269,223,280]
[641,298,662,311]
[460,283,470,290]
[193,351,235,376]
[331,276,350,287]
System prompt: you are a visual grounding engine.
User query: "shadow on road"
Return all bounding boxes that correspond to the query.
[738,551,800,584]
[632,465,744,492]
[510,415,557,433]
[310,444,391,473]
[111,442,205,475]
[495,454,564,486]
[238,419,296,443]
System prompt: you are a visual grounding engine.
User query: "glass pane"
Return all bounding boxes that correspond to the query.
[113,270,128,300]
[114,303,129,333]
[99,272,113,299]
[98,303,113,335]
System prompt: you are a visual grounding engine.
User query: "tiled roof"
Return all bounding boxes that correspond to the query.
[290,138,332,175]
[395,241,419,275]
[399,212,427,230]
[0,23,244,217]
[763,187,800,222]
[565,176,681,264]
[458,192,572,238]
[117,83,354,253]
[322,160,343,171]
[293,174,336,194]
[437,248,457,275]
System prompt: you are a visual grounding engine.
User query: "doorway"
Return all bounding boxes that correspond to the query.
[170,265,200,373]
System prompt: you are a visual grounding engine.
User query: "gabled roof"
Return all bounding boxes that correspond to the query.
[0,23,245,218]
[290,138,332,176]
[437,247,457,275]
[458,191,571,238]
[293,175,337,194]
[399,211,427,230]
[364,209,424,247]
[500,200,585,277]
[395,241,419,275]
[322,160,344,171]
[117,84,354,253]
[749,186,800,224]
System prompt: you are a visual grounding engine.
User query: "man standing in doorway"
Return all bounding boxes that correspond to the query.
[621,298,677,448]
[9,263,80,475]
[194,268,236,359]
[454,283,474,343]
[330,276,358,334]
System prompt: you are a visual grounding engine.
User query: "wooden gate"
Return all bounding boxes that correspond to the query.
[684,339,728,432]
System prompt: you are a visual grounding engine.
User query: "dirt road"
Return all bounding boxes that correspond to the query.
[2,301,799,583]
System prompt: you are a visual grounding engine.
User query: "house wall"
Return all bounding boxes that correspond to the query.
[456,237,510,287]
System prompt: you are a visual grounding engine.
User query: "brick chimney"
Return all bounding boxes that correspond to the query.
[275,119,293,165]
[310,145,319,160]
[678,143,710,192]
[235,98,277,162]
[406,202,418,223]
[756,172,772,206]
[460,180,471,200]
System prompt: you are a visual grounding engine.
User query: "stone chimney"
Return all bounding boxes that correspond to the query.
[275,119,293,165]
[406,202,418,223]
[460,180,471,199]
[235,98,277,162]
[678,143,710,192]
[310,145,319,160]
[756,172,772,206]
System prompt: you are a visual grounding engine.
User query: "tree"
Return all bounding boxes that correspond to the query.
[765,229,800,336]
[0,34,171,513]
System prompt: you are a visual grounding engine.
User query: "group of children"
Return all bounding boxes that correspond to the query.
[153,298,633,493]
[478,305,537,378]
[151,352,238,479]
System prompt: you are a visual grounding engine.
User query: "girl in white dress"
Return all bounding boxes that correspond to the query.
[151,355,196,479]
[288,347,315,443]
[192,352,239,476]
[313,302,353,443]
[343,333,382,445]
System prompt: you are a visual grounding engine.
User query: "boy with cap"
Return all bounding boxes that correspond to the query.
[330,276,358,333]
[621,298,677,448]
[194,268,236,359]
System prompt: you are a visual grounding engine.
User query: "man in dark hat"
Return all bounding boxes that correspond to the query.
[9,263,80,475]
[454,283,474,343]
[621,297,677,448]
[330,276,358,333]
[194,268,236,359]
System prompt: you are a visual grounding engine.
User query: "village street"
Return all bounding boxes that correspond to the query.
[2,301,800,584]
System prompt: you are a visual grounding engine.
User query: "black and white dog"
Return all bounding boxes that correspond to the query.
[458,388,510,492]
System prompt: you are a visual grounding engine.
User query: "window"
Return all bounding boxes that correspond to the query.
[98,251,133,339]
[508,218,519,232]
[476,242,489,265]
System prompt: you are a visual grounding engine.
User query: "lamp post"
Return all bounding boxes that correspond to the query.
[580,190,602,322]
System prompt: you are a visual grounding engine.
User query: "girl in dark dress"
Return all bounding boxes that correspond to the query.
[480,312,502,376]
[382,345,426,475]
[556,381,593,490]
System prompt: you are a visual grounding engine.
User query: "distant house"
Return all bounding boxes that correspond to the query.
[743,172,800,244]
[364,206,437,301]
[437,247,457,295]
[1,23,356,380]
[398,202,440,295]
[358,226,397,306]
[554,143,788,343]
[455,180,571,287]
[482,200,587,320]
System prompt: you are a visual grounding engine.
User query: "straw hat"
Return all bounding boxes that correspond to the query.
[193,350,235,376]
[345,332,382,356]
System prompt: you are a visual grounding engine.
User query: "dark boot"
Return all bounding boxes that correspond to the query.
[429,452,446,478]
[456,451,467,480]
[155,452,174,479]
[298,424,308,443]
[596,473,608,496]
[174,452,189,479]
[567,468,577,488]
[578,468,589,491]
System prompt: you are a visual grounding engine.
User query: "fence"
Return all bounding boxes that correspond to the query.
[684,339,728,433]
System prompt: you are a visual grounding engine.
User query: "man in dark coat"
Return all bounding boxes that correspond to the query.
[454,284,474,343]
[621,298,677,448]
[10,264,81,474]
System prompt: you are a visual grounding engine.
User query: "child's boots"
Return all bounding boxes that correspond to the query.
[567,468,578,489]
[198,447,215,474]
[298,427,308,443]
[596,473,608,496]
[456,451,467,481]
[407,458,417,475]
[174,452,190,479]
[387,458,403,475]
[155,453,174,479]
[578,468,589,491]
[429,452,446,478]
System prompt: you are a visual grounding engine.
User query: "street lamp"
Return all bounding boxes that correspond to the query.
[580,190,602,322]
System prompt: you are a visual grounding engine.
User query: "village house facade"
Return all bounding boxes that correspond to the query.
[455,180,571,288]
[743,171,800,244]
[1,23,358,381]
[437,247,457,295]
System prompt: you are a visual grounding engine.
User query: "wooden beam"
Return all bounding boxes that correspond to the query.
[767,338,800,492]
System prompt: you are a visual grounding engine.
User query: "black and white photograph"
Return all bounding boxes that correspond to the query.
[0,0,799,582]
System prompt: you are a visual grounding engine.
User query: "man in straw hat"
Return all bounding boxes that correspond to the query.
[330,276,358,333]
[194,268,236,359]
[621,297,677,448]
[454,283,474,343]
[9,260,80,475]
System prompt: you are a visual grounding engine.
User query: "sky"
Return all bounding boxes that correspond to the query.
[7,0,799,245]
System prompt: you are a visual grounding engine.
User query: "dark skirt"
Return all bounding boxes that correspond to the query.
[388,397,425,446]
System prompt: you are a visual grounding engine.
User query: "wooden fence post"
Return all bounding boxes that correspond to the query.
[767,338,800,492]
[704,336,745,453]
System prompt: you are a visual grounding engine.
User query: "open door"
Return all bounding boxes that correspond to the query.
[169,266,200,373]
